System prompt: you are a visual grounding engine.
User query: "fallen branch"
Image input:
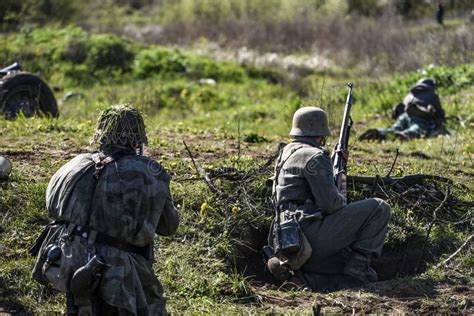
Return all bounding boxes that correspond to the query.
[257,293,295,304]
[347,173,472,224]
[182,140,223,195]
[437,234,474,268]
[347,174,454,186]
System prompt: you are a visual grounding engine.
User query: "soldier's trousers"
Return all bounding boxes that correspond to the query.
[299,198,391,274]
[377,113,432,139]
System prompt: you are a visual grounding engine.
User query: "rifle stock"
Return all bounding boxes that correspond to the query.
[333,83,354,199]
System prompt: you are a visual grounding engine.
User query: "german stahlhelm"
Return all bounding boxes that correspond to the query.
[0,156,12,179]
[290,107,331,137]
[412,78,437,91]
[91,104,148,151]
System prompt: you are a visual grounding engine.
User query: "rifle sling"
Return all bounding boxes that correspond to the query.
[272,145,306,243]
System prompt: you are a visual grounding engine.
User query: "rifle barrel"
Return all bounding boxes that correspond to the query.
[334,83,353,184]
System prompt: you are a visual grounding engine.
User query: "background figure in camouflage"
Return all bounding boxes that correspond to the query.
[45,105,179,315]
[359,78,445,141]
[269,107,391,291]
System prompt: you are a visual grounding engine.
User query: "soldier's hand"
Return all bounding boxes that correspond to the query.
[331,146,349,162]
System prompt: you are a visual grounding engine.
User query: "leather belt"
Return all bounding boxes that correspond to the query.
[278,201,303,211]
[278,202,324,222]
[71,225,151,260]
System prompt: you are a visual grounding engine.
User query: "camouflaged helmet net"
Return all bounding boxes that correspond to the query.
[91,105,148,147]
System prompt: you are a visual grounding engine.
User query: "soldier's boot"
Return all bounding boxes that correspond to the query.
[267,257,306,290]
[358,129,383,141]
[343,251,378,283]
[394,131,410,141]
[267,257,292,281]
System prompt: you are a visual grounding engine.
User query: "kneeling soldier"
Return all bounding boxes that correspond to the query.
[31,105,179,315]
[267,107,391,291]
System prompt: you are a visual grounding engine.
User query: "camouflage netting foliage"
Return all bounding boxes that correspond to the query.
[91,104,148,148]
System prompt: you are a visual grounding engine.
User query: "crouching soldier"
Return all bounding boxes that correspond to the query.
[359,78,445,141]
[266,107,391,291]
[30,105,179,315]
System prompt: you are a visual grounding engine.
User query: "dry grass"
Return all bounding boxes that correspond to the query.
[123,14,474,74]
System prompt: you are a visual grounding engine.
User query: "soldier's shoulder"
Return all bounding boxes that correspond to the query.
[69,153,92,163]
[302,147,331,167]
[55,153,93,174]
[292,144,328,158]
[282,143,329,167]
[119,155,170,181]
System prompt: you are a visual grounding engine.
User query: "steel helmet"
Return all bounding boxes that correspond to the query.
[0,156,12,179]
[416,77,436,87]
[91,104,148,149]
[290,107,331,137]
[411,78,437,90]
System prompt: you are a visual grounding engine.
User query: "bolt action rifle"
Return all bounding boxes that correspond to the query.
[333,82,354,199]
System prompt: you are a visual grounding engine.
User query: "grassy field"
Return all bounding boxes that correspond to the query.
[0,24,473,314]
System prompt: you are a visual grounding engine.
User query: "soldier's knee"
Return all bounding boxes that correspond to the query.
[373,198,391,221]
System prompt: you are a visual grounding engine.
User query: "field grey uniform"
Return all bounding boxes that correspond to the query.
[274,136,391,289]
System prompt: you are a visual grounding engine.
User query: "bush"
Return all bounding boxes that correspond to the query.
[133,47,247,82]
[149,82,232,112]
[133,48,187,78]
[244,65,288,85]
[0,0,76,30]
[60,38,89,64]
[62,64,94,86]
[186,57,246,82]
[87,34,134,72]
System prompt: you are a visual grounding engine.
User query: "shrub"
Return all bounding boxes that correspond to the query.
[87,34,134,72]
[0,0,76,30]
[133,48,187,78]
[186,57,246,82]
[243,65,288,85]
[62,64,94,86]
[60,38,89,64]
[150,82,231,112]
[133,47,247,82]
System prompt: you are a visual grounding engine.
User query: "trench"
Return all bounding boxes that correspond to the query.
[222,169,470,292]
[0,277,26,314]
[231,225,434,291]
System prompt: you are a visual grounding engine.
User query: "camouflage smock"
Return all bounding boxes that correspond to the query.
[46,149,179,315]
